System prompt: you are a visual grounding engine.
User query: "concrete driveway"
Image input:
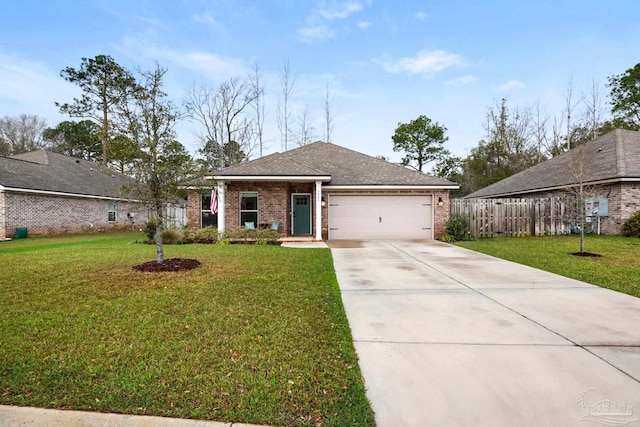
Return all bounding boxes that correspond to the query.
[330,240,640,427]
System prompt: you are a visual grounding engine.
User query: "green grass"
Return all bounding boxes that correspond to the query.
[0,232,375,426]
[455,234,640,298]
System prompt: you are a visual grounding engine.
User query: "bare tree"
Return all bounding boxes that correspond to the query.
[529,101,550,162]
[277,60,296,151]
[295,104,316,146]
[548,115,566,157]
[582,77,606,141]
[249,63,266,157]
[565,146,600,254]
[185,77,258,170]
[0,114,48,156]
[564,78,582,150]
[324,82,335,143]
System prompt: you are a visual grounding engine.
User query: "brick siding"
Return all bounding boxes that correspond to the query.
[187,184,452,239]
[187,191,202,229]
[0,191,148,239]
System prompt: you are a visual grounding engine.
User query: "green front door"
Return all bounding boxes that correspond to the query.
[292,194,311,235]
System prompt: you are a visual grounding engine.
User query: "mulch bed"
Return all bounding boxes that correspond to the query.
[133,258,201,272]
[571,252,602,257]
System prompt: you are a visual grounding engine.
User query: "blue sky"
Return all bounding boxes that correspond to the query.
[1,0,638,163]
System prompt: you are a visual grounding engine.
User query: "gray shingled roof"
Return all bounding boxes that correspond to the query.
[0,150,131,198]
[466,129,640,198]
[215,142,457,187]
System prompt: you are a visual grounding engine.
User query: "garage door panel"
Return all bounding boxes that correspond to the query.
[328,195,432,240]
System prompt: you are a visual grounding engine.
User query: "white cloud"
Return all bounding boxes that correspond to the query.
[117,36,246,80]
[415,12,428,21]
[193,11,224,31]
[298,1,367,43]
[0,52,78,124]
[497,80,526,91]
[318,1,363,20]
[298,24,337,42]
[445,74,476,86]
[375,49,463,75]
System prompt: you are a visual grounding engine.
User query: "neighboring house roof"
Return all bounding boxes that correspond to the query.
[213,141,457,188]
[0,150,131,199]
[466,129,640,198]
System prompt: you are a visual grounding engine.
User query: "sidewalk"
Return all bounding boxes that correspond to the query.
[0,405,270,427]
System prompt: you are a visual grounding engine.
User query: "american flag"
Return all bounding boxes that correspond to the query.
[210,188,218,214]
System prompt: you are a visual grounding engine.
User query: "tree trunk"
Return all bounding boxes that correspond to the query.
[155,207,164,263]
[102,99,109,165]
[579,184,585,253]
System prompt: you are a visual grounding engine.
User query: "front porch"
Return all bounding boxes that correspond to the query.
[188,179,328,241]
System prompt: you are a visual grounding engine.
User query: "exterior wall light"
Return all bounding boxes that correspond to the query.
[438,197,444,206]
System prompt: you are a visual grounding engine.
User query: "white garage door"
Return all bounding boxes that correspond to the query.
[328,195,433,240]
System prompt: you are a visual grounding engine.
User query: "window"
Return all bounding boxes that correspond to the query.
[201,192,218,227]
[240,192,258,227]
[108,202,116,222]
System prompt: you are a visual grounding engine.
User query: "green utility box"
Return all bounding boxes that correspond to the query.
[15,227,28,239]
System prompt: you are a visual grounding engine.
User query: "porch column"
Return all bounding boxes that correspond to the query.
[217,180,225,236]
[314,180,322,241]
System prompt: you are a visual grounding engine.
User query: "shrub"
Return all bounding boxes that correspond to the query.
[192,226,219,243]
[143,219,157,241]
[223,227,280,244]
[622,211,640,238]
[162,227,184,244]
[445,213,473,241]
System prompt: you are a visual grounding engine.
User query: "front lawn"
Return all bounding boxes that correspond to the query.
[0,232,375,426]
[455,234,640,298]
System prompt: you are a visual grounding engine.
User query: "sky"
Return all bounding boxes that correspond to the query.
[1,0,639,164]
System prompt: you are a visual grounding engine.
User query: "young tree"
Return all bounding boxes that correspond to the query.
[0,114,48,155]
[565,146,600,254]
[392,115,448,172]
[277,60,296,151]
[57,55,136,165]
[117,64,192,263]
[607,62,640,130]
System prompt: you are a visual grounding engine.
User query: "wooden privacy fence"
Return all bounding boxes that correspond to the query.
[451,198,570,237]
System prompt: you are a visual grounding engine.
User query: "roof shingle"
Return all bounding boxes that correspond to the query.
[466,129,640,198]
[1,151,131,198]
[215,142,457,187]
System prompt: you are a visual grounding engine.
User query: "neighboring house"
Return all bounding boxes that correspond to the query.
[187,142,458,240]
[465,129,640,234]
[0,150,149,239]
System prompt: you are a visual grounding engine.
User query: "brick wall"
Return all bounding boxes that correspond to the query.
[621,182,640,226]
[1,192,148,238]
[187,191,202,229]
[0,190,5,239]
[189,182,452,239]
[225,182,290,235]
